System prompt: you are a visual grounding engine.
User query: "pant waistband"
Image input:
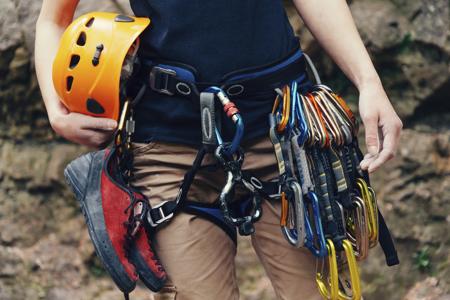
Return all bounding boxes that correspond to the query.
[139,46,307,100]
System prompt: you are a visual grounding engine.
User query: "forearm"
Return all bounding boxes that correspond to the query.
[292,0,381,90]
[35,0,79,120]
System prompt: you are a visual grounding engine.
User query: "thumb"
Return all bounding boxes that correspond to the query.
[363,115,380,155]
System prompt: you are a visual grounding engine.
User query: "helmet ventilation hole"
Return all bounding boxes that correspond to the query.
[85,17,95,27]
[86,98,105,114]
[69,54,80,69]
[66,76,74,91]
[77,32,87,46]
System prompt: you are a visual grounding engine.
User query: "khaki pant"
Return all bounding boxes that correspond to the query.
[131,137,324,300]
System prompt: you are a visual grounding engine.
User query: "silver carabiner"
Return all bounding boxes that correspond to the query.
[281,181,306,248]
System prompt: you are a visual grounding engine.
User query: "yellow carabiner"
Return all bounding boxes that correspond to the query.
[356,179,378,247]
[337,240,362,300]
[367,186,379,248]
[316,239,339,300]
[115,99,131,148]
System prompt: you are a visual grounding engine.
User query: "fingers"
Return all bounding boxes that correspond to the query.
[72,113,117,131]
[363,114,380,155]
[360,114,380,170]
[366,119,402,173]
[50,112,117,148]
[360,152,376,171]
[79,129,115,149]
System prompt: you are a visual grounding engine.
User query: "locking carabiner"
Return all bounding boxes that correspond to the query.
[206,86,244,156]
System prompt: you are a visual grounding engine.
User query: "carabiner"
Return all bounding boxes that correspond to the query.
[291,134,314,193]
[292,82,309,147]
[304,191,328,257]
[344,196,369,261]
[315,90,345,147]
[367,186,378,248]
[319,86,358,137]
[281,180,306,248]
[306,94,330,148]
[337,240,362,300]
[206,86,244,155]
[356,178,378,247]
[272,85,291,134]
[115,99,131,148]
[216,145,262,235]
[316,239,339,300]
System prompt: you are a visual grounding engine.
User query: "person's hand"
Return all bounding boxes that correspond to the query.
[358,81,403,173]
[48,101,117,148]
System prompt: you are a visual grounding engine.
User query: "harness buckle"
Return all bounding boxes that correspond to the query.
[146,201,174,227]
[149,66,177,96]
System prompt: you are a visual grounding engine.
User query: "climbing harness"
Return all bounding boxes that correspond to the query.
[59,12,399,300]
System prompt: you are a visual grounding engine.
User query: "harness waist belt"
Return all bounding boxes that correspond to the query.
[140,47,307,99]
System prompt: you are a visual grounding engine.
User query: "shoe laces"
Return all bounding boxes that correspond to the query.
[123,195,166,275]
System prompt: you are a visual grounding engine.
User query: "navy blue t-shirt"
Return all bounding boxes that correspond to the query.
[130,0,300,145]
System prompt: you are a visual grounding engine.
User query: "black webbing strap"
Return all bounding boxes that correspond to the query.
[345,140,400,266]
[378,210,400,266]
[146,146,208,227]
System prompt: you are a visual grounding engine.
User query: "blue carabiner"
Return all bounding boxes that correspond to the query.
[206,87,244,155]
[304,191,328,257]
[291,82,308,146]
[289,83,297,132]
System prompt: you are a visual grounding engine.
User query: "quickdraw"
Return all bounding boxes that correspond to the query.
[270,85,306,248]
[268,54,386,298]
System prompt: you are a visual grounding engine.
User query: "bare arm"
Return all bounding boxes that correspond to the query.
[292,0,403,172]
[35,0,117,148]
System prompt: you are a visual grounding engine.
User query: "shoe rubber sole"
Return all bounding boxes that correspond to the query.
[64,151,137,293]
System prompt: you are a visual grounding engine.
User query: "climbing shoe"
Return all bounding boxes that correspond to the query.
[64,148,167,294]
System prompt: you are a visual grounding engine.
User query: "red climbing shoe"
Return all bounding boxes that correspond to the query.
[64,148,167,294]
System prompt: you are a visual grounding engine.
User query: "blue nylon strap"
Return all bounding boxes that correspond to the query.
[224,50,304,82]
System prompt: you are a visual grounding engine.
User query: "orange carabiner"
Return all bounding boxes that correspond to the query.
[307,94,330,148]
[276,86,291,133]
[280,192,289,227]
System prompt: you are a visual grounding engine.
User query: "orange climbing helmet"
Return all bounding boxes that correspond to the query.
[52,12,150,120]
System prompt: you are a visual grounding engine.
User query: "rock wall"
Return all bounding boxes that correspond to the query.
[0,0,449,299]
